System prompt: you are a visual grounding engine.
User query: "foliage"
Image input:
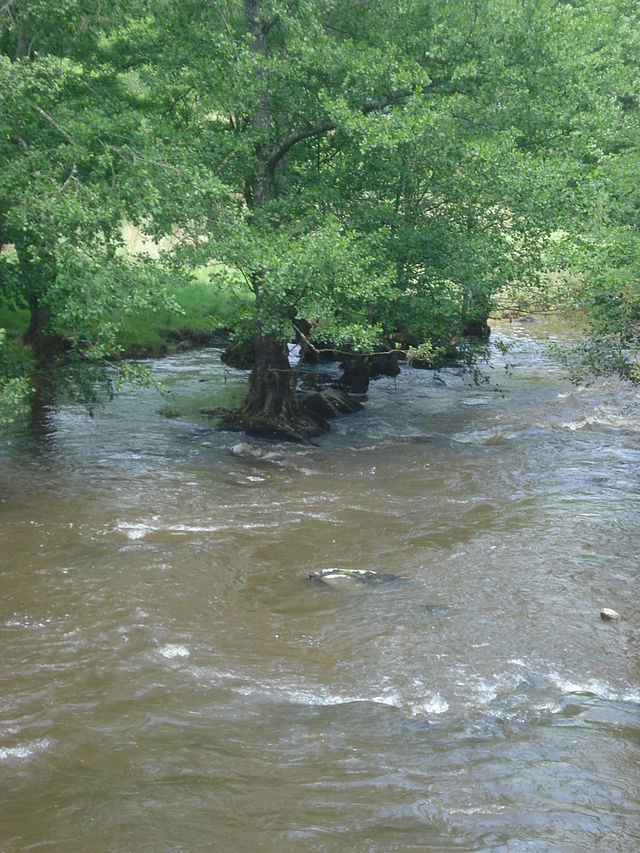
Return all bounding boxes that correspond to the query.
[540,0,640,380]
[0,328,30,429]
[1,0,639,434]
[0,0,192,431]
[129,0,639,372]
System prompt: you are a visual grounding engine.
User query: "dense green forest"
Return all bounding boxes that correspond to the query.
[1,0,638,437]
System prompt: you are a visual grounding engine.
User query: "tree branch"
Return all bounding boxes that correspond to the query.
[264,14,279,36]
[59,160,78,195]
[9,134,28,152]
[267,89,413,173]
[32,104,76,146]
[293,323,415,361]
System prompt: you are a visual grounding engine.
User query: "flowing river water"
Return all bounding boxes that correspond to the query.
[1,318,639,851]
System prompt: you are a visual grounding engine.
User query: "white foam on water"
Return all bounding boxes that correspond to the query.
[555,406,640,433]
[116,522,220,539]
[474,681,498,704]
[114,520,277,540]
[5,616,47,629]
[197,660,636,722]
[534,701,563,715]
[469,670,529,706]
[115,522,153,540]
[191,658,637,723]
[231,677,450,719]
[233,681,362,707]
[187,665,239,685]
[0,738,50,761]
[559,416,603,432]
[460,397,494,406]
[548,672,640,704]
[408,694,450,716]
[159,644,190,660]
[369,693,403,708]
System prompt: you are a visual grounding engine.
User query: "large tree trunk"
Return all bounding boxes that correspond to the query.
[238,331,295,421]
[221,329,322,440]
[16,243,65,362]
[24,301,54,355]
[220,328,363,440]
[227,1,360,440]
[228,2,296,437]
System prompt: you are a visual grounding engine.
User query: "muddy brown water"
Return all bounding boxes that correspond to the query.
[1,319,639,851]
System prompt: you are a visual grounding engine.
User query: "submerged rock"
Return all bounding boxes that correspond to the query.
[600,608,620,621]
[158,404,183,419]
[230,442,285,462]
[309,568,405,589]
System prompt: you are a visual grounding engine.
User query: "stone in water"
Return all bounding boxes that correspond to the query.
[600,608,620,621]
[230,442,284,461]
[309,568,404,589]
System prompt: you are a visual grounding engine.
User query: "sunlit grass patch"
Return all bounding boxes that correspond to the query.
[116,264,253,356]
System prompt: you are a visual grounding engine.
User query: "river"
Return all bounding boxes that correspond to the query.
[1,318,638,851]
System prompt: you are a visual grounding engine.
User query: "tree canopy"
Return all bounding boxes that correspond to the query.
[1,0,638,436]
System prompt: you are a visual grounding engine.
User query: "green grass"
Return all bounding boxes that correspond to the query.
[115,265,253,356]
[0,265,253,358]
[0,305,30,337]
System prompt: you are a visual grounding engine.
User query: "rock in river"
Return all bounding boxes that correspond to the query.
[600,608,620,621]
[230,442,285,462]
[309,568,405,589]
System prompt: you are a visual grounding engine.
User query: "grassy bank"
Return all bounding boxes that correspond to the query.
[0,266,253,359]
[116,267,252,357]
[0,304,30,337]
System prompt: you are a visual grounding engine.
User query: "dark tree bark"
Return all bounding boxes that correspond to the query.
[229,1,309,438]
[244,0,273,207]
[338,352,400,393]
[15,243,65,361]
[230,1,405,438]
[339,356,372,394]
[220,325,324,440]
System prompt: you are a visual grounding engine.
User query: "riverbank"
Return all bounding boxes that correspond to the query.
[0,267,253,361]
[115,269,252,358]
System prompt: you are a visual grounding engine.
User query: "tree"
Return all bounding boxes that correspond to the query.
[546,0,640,382]
[0,0,183,424]
[132,0,633,437]
[2,0,637,438]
